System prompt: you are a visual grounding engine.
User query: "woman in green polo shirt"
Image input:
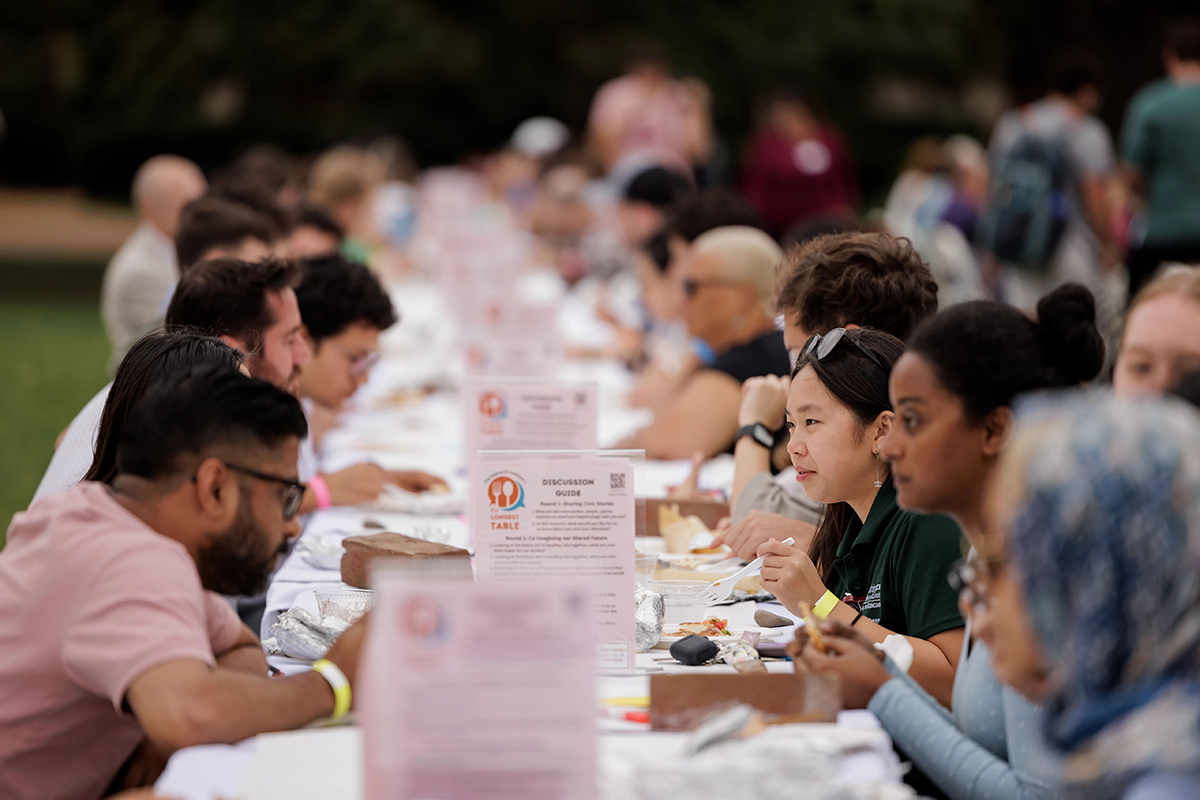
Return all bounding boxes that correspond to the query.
[788,284,1105,800]
[758,326,965,708]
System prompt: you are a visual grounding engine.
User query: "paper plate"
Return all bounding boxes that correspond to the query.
[364,487,465,516]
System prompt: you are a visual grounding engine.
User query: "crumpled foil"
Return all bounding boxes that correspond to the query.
[627,736,880,800]
[293,534,346,570]
[601,707,910,800]
[635,586,665,653]
[268,607,351,660]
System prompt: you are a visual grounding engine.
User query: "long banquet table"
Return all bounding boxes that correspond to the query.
[154,277,905,799]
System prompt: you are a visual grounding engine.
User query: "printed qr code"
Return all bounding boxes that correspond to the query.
[610,472,626,490]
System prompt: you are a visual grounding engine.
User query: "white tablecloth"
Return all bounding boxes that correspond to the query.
[156,276,902,798]
[158,654,903,800]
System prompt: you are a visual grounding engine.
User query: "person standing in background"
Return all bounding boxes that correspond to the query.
[100,156,206,373]
[587,43,691,175]
[740,90,859,241]
[1121,19,1200,300]
[982,53,1121,326]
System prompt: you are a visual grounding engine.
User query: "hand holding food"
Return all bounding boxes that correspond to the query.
[788,620,891,709]
[795,601,826,653]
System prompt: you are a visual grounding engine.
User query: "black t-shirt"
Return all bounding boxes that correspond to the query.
[710,330,791,384]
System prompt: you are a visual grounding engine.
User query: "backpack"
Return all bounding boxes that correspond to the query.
[978,115,1072,273]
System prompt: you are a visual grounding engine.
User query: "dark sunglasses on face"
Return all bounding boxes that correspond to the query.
[193,462,307,520]
[802,327,889,374]
[682,277,742,298]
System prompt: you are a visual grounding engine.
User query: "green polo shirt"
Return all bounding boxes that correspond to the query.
[828,480,965,640]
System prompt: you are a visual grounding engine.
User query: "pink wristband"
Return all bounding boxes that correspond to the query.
[309,475,332,509]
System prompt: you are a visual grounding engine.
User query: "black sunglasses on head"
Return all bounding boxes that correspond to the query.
[194,462,306,520]
[803,328,889,374]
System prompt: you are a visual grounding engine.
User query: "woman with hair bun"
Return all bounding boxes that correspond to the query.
[788,283,1105,800]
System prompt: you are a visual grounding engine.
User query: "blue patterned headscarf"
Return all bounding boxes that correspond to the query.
[1005,390,1200,794]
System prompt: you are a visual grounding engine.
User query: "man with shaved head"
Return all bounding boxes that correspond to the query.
[101,155,207,372]
[618,225,790,458]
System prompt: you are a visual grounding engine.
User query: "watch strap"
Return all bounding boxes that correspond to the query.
[736,423,775,449]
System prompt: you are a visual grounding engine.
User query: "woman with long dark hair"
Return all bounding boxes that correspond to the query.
[33,330,244,501]
[758,326,965,707]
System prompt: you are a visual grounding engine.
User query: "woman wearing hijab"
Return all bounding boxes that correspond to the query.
[977,391,1200,800]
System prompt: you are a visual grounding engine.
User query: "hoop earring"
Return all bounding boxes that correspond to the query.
[873,447,883,488]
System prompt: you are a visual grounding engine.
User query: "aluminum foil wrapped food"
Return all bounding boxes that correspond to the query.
[634,585,665,653]
[293,533,346,570]
[267,607,351,661]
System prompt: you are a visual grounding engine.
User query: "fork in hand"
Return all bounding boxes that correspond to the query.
[701,537,794,605]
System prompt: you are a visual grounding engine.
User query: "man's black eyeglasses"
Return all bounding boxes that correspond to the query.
[803,328,889,375]
[220,463,306,520]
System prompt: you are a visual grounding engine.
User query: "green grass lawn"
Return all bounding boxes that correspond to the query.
[0,301,110,546]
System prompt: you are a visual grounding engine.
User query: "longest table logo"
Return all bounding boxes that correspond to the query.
[478,391,507,419]
[487,475,525,510]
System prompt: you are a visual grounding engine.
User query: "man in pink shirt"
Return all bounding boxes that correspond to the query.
[0,366,364,799]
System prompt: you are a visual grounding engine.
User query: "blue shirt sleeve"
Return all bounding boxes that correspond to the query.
[868,670,1058,800]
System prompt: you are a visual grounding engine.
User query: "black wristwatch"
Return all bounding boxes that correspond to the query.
[736,423,775,450]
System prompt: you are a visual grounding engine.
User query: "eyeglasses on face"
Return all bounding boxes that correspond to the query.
[348,351,380,378]
[802,328,889,374]
[682,277,743,298]
[947,549,1010,613]
[221,462,307,520]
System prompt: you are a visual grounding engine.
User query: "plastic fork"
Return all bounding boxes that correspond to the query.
[701,537,794,605]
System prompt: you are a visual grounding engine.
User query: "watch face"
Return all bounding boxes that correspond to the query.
[753,426,774,448]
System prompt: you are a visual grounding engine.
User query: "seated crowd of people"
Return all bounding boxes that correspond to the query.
[4,30,1200,800]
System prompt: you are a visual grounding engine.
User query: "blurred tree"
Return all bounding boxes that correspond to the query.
[0,0,1182,201]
